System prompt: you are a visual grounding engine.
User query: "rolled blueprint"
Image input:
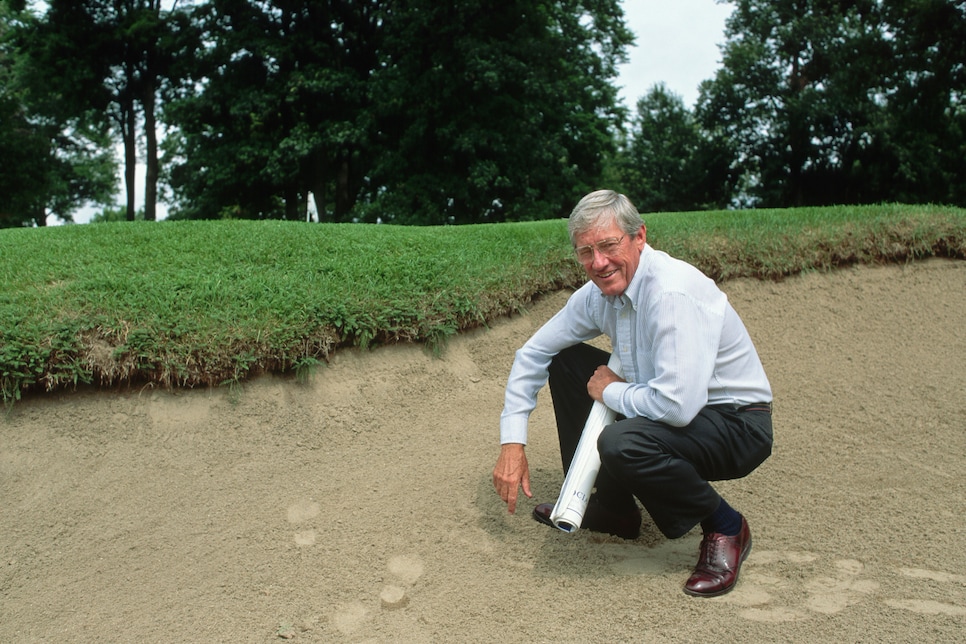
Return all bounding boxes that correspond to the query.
[549,353,623,533]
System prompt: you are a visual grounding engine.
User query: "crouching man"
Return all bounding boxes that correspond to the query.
[492,190,773,597]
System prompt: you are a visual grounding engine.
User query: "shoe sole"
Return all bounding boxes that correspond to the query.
[532,506,554,528]
[532,505,640,539]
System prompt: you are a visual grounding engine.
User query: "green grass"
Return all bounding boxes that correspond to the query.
[2,204,964,404]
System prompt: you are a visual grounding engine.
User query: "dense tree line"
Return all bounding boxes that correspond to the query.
[1,0,964,227]
[693,0,966,209]
[162,0,631,224]
[607,0,966,212]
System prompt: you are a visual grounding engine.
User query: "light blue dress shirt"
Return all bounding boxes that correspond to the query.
[500,244,772,445]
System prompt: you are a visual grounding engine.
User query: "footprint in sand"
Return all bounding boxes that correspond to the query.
[380,554,425,610]
[884,568,966,617]
[728,553,966,623]
[331,601,369,635]
[802,558,879,614]
[387,554,425,585]
[329,553,426,633]
[286,499,320,546]
[723,551,878,622]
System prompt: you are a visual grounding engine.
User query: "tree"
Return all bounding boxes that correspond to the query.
[611,84,733,213]
[696,0,966,208]
[876,0,966,205]
[369,0,632,224]
[165,0,383,222]
[696,0,877,207]
[165,0,633,224]
[1,1,116,227]
[14,0,189,222]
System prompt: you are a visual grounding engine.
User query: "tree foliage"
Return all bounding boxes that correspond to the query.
[8,0,190,223]
[367,0,631,224]
[5,0,965,223]
[610,84,734,213]
[164,0,632,223]
[695,0,966,208]
[0,2,117,227]
[878,0,966,205]
[164,0,383,222]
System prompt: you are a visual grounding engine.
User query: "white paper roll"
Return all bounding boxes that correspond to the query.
[548,353,623,533]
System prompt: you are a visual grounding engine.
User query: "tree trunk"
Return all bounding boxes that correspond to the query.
[284,183,299,220]
[33,204,47,227]
[143,81,158,222]
[142,1,162,222]
[124,99,137,222]
[787,53,807,207]
[335,152,351,222]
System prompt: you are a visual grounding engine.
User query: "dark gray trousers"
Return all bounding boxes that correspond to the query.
[548,343,773,539]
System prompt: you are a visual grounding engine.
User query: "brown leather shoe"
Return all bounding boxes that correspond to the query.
[683,517,752,597]
[532,498,642,540]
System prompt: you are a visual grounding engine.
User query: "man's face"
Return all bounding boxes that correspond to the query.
[573,218,646,297]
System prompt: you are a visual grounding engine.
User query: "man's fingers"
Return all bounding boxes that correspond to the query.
[494,476,526,514]
[506,486,518,514]
[493,443,531,514]
[508,466,533,514]
[521,475,533,500]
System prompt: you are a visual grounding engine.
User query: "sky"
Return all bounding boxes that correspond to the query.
[68,1,733,224]
[616,0,733,109]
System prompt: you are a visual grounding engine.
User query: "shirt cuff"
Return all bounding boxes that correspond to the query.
[602,382,632,417]
[500,414,529,445]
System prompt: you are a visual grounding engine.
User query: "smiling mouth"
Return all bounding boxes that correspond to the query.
[599,269,619,279]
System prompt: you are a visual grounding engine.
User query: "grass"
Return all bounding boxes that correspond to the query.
[2,204,964,404]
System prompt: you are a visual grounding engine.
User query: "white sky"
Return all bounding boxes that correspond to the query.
[617,0,732,109]
[67,1,732,224]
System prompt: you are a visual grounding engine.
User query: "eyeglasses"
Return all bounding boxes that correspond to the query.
[574,235,625,264]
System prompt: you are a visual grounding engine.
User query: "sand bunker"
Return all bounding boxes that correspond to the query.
[2,259,964,642]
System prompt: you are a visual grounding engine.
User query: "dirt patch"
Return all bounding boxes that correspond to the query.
[2,259,965,642]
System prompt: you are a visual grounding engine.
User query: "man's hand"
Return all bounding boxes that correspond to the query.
[492,443,532,514]
[587,364,624,402]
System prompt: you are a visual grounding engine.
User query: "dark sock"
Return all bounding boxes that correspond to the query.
[701,497,743,536]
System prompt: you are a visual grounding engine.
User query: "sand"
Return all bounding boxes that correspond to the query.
[2,258,964,642]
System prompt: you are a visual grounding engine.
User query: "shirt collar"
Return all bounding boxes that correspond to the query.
[605,243,652,311]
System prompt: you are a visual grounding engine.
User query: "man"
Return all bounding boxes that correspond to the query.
[492,190,773,597]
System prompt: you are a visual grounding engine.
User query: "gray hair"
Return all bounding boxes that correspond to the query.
[567,190,643,245]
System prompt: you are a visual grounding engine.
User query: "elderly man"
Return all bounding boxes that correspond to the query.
[492,190,773,597]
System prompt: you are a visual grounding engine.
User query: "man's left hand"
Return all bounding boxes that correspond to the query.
[587,365,624,402]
